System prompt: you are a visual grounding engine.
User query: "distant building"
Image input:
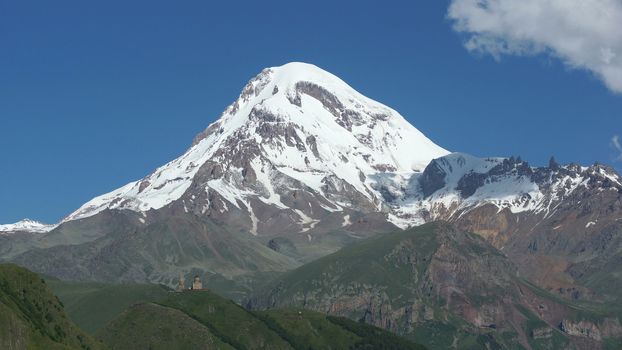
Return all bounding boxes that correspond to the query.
[176,274,206,292]
[191,275,203,290]
[176,274,185,292]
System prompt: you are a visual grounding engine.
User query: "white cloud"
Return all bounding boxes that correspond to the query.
[612,135,622,161]
[447,0,622,93]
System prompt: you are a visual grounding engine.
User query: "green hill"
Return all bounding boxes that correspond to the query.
[46,278,170,334]
[255,309,426,350]
[159,291,292,349]
[98,289,427,350]
[97,302,234,350]
[0,264,102,350]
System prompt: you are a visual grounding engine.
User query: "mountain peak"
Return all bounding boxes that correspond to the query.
[63,63,449,225]
[268,62,356,93]
[271,61,339,80]
[210,61,449,170]
[0,219,57,234]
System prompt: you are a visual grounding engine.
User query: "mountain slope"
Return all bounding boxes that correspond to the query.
[13,213,298,301]
[249,222,622,350]
[0,264,102,350]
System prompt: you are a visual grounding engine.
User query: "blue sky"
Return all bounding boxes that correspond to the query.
[1,0,621,223]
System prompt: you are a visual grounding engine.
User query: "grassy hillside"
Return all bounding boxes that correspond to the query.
[159,291,294,349]
[98,302,235,350]
[98,289,427,350]
[0,264,102,350]
[46,278,170,334]
[255,309,426,350]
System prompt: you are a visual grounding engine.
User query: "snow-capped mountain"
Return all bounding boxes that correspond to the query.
[0,219,57,235]
[62,62,450,234]
[6,62,622,240]
[375,153,622,227]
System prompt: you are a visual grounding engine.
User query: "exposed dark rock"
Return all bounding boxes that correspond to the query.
[419,158,448,198]
[305,135,320,159]
[456,172,487,198]
[138,180,151,193]
[372,164,397,172]
[191,121,222,147]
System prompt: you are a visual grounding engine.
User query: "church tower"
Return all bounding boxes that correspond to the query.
[191,275,203,290]
[176,274,185,292]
